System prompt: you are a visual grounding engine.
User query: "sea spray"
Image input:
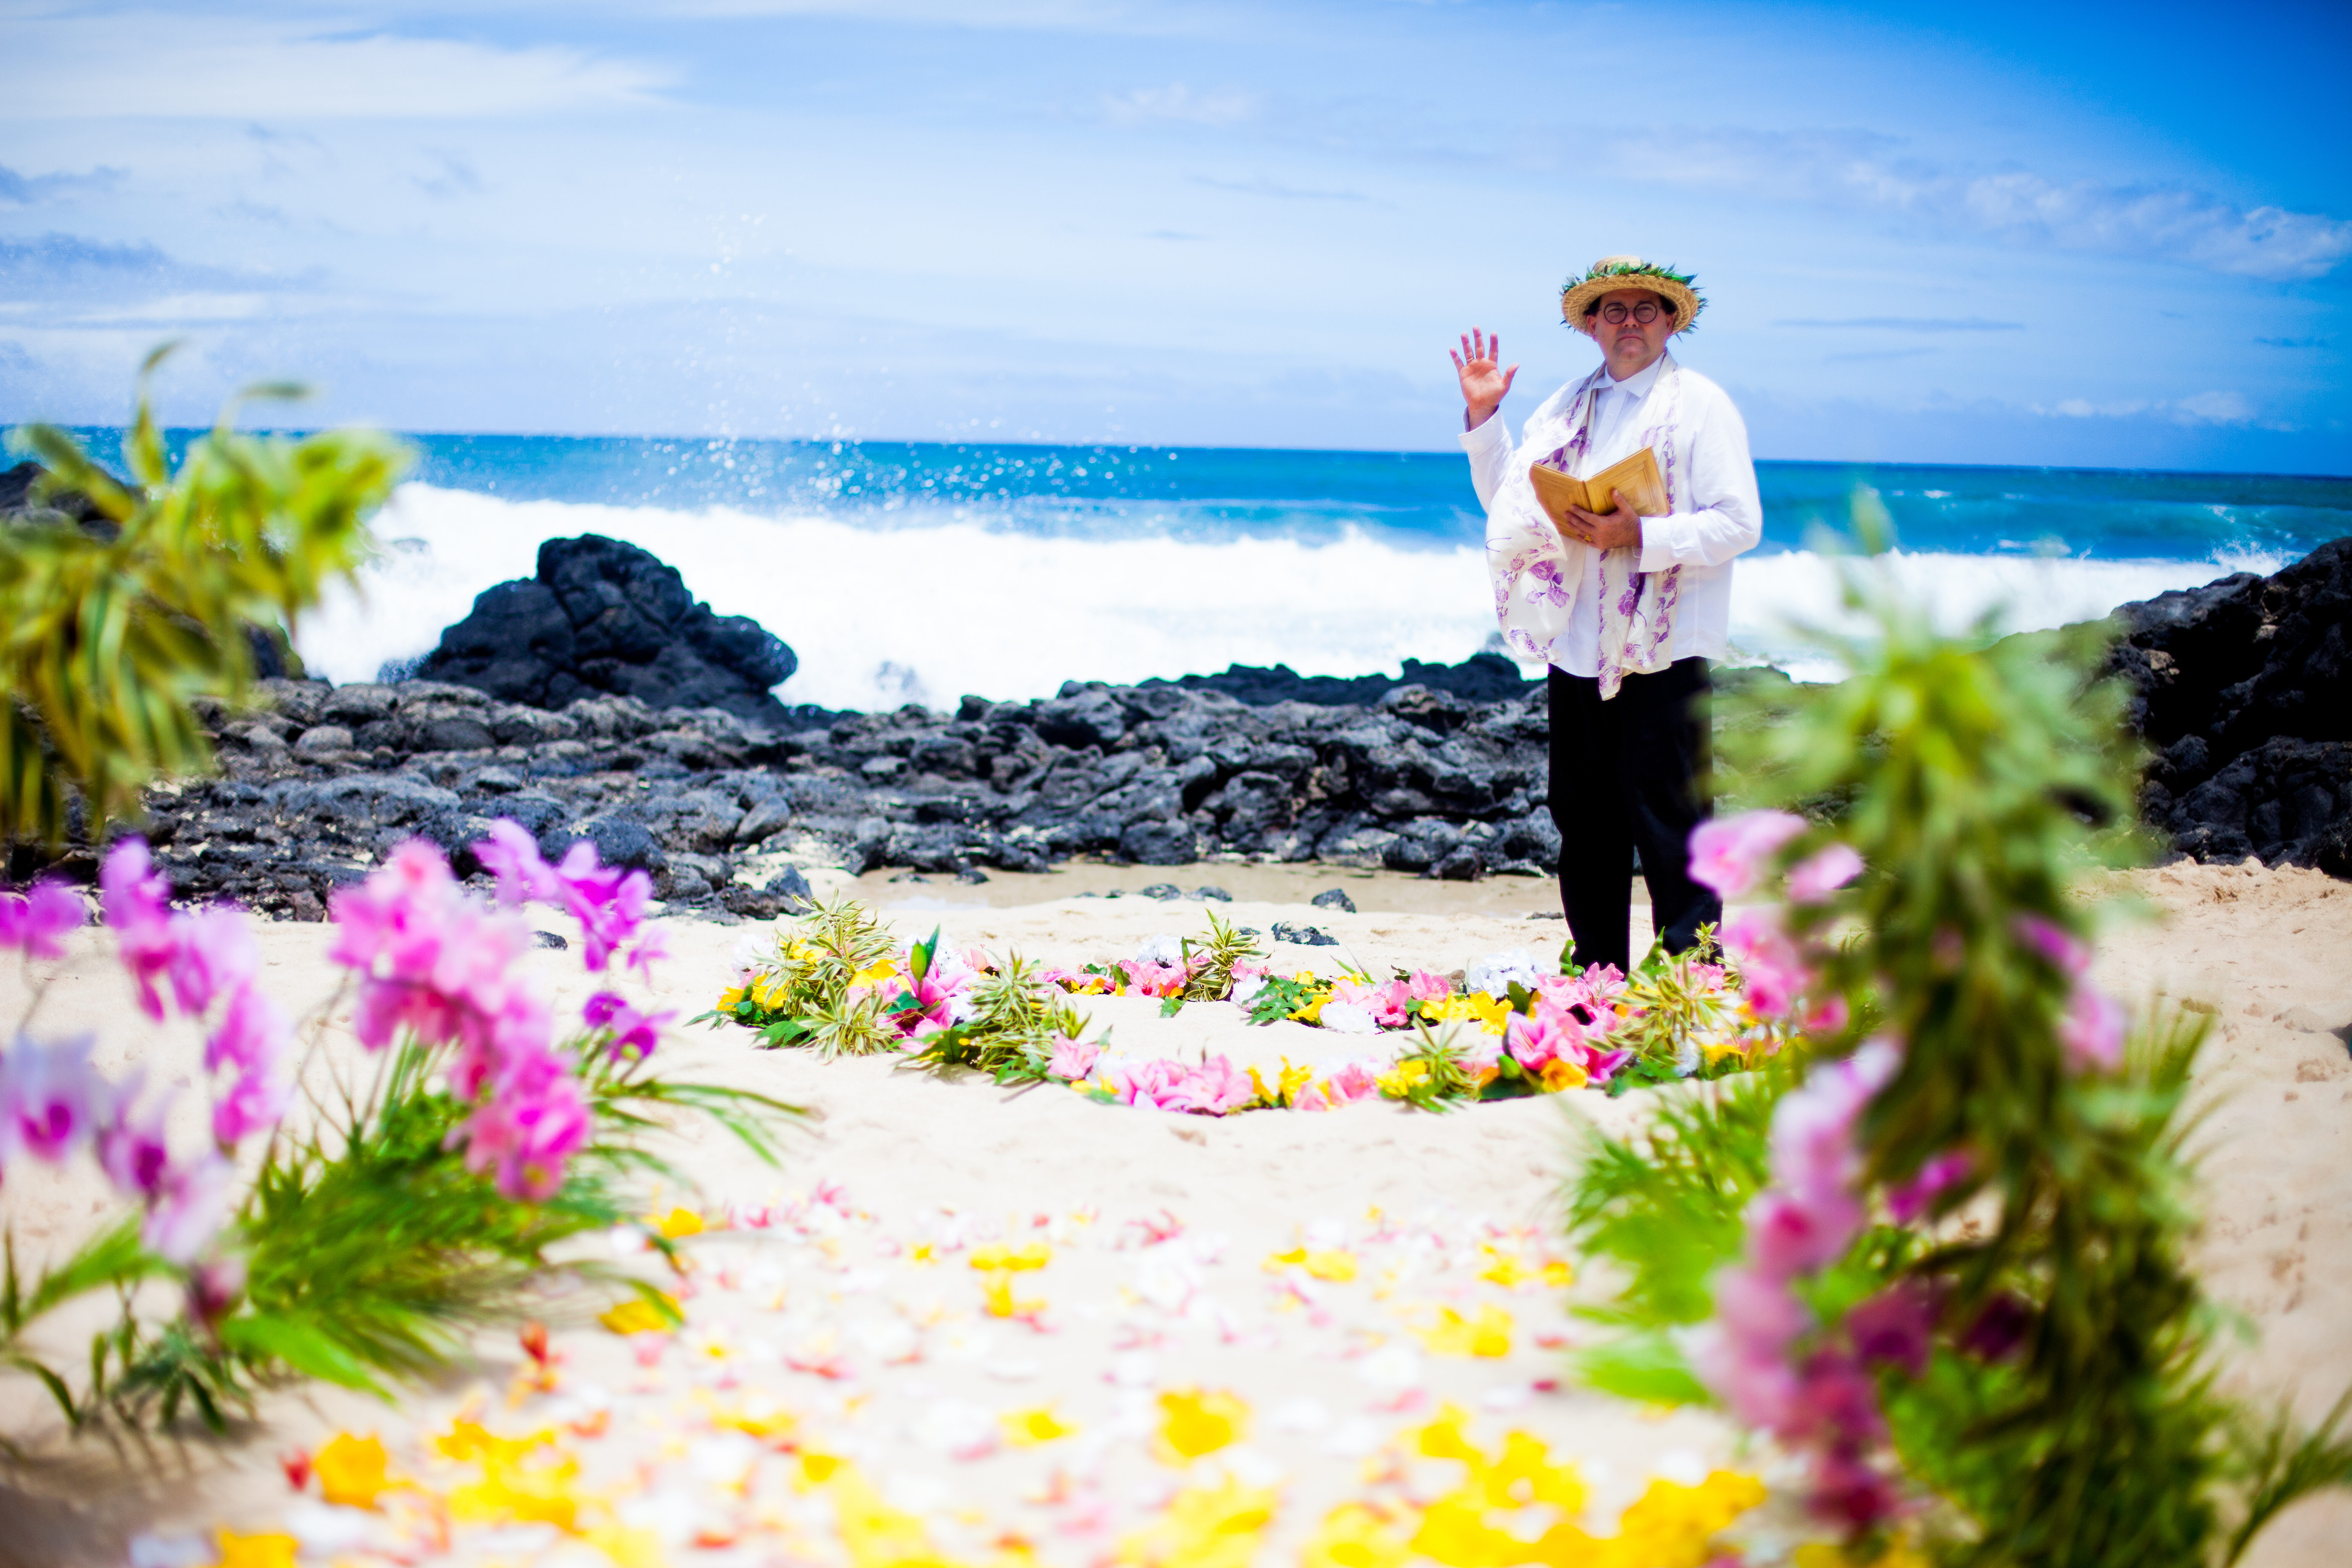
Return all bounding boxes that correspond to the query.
[300,484,2278,709]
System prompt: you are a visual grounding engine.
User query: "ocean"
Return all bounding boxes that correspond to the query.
[82,430,2352,710]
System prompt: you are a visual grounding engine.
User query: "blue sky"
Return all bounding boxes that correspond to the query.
[2,0,2346,471]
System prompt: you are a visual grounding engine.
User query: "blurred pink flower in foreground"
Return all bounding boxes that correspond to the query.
[462,1070,591,1202]
[1688,810,1806,899]
[469,819,656,974]
[0,879,87,960]
[101,839,179,1018]
[167,905,258,1016]
[2013,913,2092,977]
[144,1153,236,1265]
[1722,907,1813,1020]
[2057,984,2126,1071]
[0,1034,104,1165]
[97,1076,175,1199]
[584,992,673,1061]
[334,835,597,1201]
[1786,843,1864,904]
[1697,1038,1907,1530]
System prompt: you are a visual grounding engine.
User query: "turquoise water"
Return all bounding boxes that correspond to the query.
[62,428,2348,708]
[380,432,2347,562]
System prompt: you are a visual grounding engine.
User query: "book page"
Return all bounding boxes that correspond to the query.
[1585,448,1669,517]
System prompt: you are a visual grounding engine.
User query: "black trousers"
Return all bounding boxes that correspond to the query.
[1546,657,1719,976]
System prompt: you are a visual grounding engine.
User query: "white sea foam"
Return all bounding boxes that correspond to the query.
[295,485,2275,710]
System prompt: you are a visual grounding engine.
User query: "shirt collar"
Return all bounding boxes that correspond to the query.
[1603,353,1666,398]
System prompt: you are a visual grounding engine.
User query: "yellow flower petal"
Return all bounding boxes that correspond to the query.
[312,1432,390,1509]
[212,1531,299,1568]
[1114,1475,1276,1568]
[599,1292,681,1335]
[1153,1387,1251,1464]
[1002,1406,1078,1446]
[1302,1502,1414,1568]
[970,1242,1052,1271]
[654,1207,704,1240]
[1412,1304,1514,1358]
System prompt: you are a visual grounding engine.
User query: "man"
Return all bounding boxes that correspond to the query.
[1449,255,1761,975]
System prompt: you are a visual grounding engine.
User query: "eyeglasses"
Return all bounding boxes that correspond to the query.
[1596,300,1664,325]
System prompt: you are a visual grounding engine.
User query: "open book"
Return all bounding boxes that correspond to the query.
[1527,447,1668,537]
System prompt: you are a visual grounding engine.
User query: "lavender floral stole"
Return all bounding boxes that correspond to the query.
[1483,357,1686,700]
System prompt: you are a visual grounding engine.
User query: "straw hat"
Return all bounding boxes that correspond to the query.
[1560,255,1705,336]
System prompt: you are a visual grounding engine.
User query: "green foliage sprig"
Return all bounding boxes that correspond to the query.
[3,346,408,842]
[1561,510,2352,1564]
[905,952,1094,1086]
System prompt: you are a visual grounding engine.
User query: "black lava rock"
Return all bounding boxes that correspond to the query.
[419,534,801,727]
[1270,921,1338,946]
[1310,887,1357,914]
[1160,652,1537,708]
[2109,538,2352,873]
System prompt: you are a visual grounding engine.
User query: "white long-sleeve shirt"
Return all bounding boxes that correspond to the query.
[1462,354,1763,676]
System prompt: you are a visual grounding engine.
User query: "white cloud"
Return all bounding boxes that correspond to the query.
[1595,128,2352,282]
[2038,390,2255,426]
[1103,83,1259,127]
[0,11,671,121]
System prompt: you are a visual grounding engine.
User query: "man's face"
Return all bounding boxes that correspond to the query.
[1587,287,1673,374]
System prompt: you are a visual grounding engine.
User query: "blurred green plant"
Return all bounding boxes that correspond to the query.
[1559,502,2352,1565]
[2,345,407,844]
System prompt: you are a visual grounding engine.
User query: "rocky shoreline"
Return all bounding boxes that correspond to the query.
[118,666,1567,922]
[8,515,2348,919]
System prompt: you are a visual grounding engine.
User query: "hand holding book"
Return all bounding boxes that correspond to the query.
[1527,447,1667,552]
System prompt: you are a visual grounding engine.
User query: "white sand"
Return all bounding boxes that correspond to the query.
[0,862,2344,1565]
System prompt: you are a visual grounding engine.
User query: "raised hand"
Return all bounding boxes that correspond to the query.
[1449,327,1518,428]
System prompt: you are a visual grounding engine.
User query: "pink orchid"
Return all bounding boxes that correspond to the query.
[583,992,673,1061]
[1887,1150,1973,1223]
[468,822,654,973]
[101,838,178,1018]
[1844,1283,1935,1379]
[97,1075,175,1198]
[1801,993,1851,1036]
[143,1152,237,1264]
[2013,913,2092,978]
[166,904,259,1017]
[0,879,87,959]
[1047,1037,1102,1081]
[0,1033,105,1165]
[474,819,562,905]
[1786,843,1864,903]
[212,1063,292,1146]
[1687,810,1807,899]
[623,928,670,985]
[2057,983,2126,1071]
[1723,907,1813,1020]
[549,842,653,972]
[187,1255,247,1334]
[1749,1187,1867,1279]
[204,983,289,1076]
[461,1068,591,1202]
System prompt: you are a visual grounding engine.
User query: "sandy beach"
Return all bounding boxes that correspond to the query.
[0,859,2344,1567]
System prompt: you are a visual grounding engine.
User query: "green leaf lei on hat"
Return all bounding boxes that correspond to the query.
[1562,258,1706,333]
